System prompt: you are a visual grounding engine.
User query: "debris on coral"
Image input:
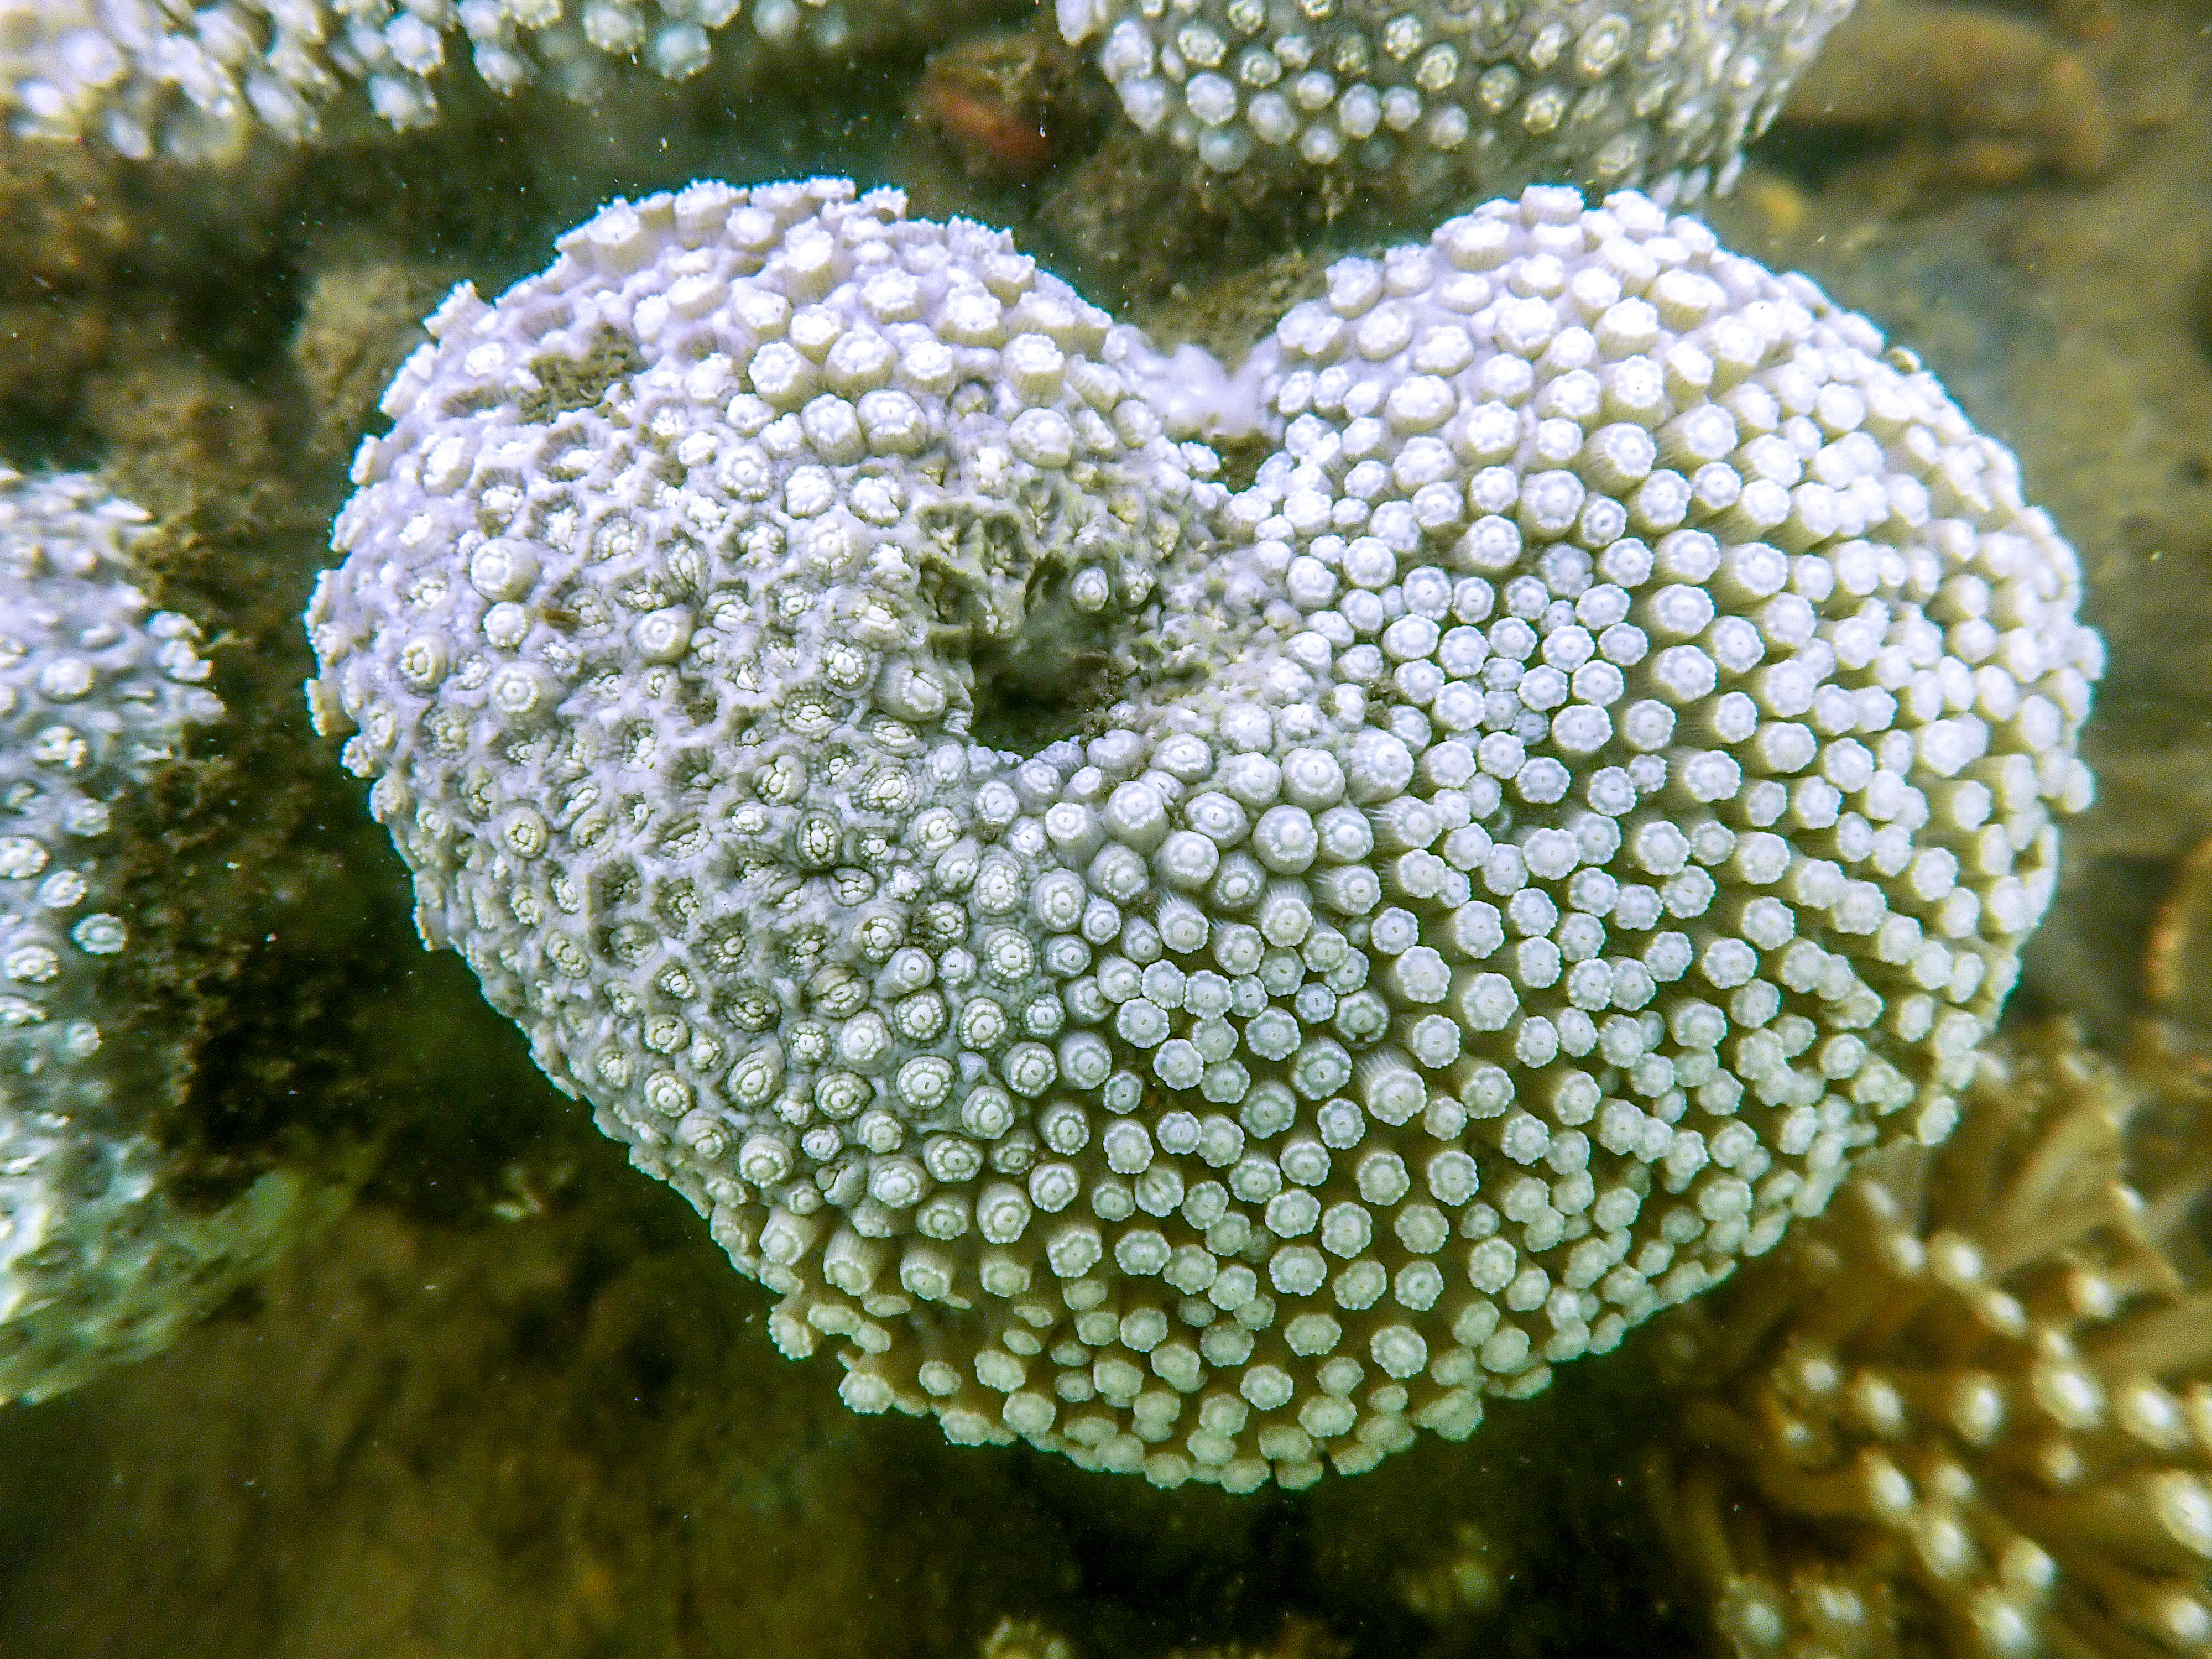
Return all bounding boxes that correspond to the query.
[1648,1023,2212,1659]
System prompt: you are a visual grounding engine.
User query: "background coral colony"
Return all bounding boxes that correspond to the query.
[0,0,2206,1655]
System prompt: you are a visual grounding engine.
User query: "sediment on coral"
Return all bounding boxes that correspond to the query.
[306,175,2096,1491]
[1649,1024,2212,1659]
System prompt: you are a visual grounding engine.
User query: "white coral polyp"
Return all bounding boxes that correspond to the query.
[308,180,2099,1491]
[1062,0,1856,204]
[0,0,989,161]
[0,468,260,1405]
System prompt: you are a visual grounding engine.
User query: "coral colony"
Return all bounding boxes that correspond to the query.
[4,0,1849,205]
[1057,0,1855,201]
[307,178,2097,1489]
[0,0,1002,159]
[1652,1031,2212,1659]
[0,468,284,1404]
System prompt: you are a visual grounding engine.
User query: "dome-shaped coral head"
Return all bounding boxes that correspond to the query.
[1057,0,1856,206]
[307,179,2099,1492]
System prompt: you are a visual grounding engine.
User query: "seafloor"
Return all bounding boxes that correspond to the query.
[0,1,2208,1655]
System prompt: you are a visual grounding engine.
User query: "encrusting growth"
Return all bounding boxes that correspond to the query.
[1649,1027,2212,1659]
[307,177,2097,1489]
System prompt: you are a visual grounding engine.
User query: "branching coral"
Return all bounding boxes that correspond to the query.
[1649,1026,2212,1659]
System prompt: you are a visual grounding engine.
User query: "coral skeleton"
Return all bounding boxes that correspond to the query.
[307,178,2096,1488]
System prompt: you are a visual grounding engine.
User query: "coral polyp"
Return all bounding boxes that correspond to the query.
[307,178,2096,1489]
[1057,0,1857,205]
[1650,1028,2212,1659]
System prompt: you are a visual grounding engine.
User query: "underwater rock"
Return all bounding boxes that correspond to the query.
[0,1168,1071,1658]
[0,135,143,421]
[295,253,479,462]
[306,177,2098,1491]
[1781,0,2118,186]
[912,25,1110,183]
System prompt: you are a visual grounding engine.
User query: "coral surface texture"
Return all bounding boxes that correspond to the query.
[0,0,1010,160]
[307,175,2098,1491]
[1058,0,1855,202]
[0,467,298,1404]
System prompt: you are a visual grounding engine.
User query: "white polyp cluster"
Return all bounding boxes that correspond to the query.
[308,179,2096,1491]
[1652,1033,2212,1659]
[1056,0,1855,202]
[0,468,250,1404]
[0,0,973,162]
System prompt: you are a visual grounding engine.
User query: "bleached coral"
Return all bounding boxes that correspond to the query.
[306,179,2096,1490]
[0,0,1004,162]
[1056,0,1856,202]
[1650,1027,2212,1659]
[0,468,306,1403]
